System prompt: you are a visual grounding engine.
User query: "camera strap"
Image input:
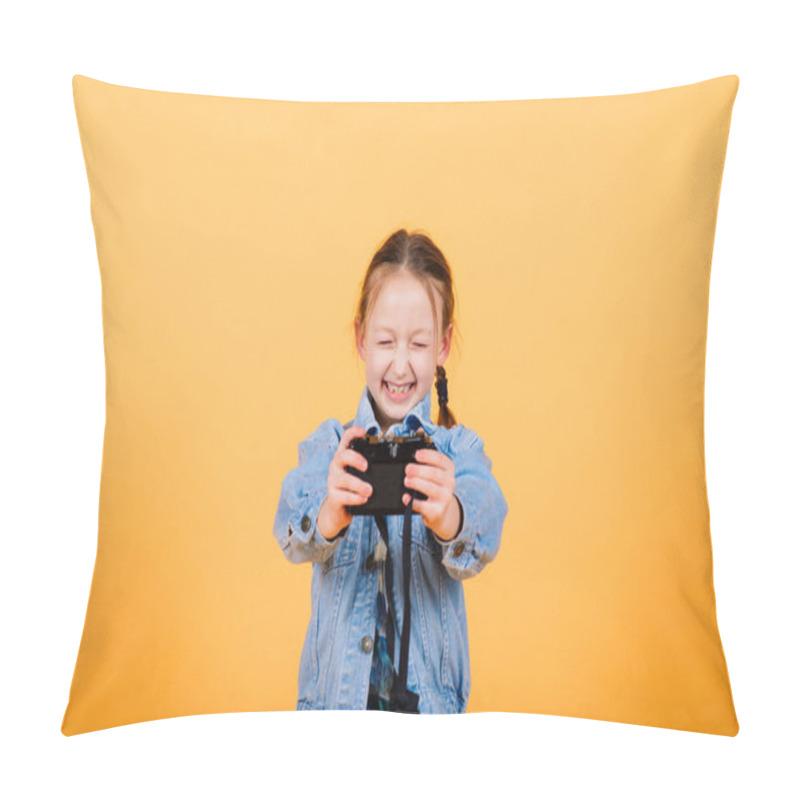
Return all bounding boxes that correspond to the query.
[374,498,419,713]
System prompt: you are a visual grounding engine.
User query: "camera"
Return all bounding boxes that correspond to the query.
[345,431,437,516]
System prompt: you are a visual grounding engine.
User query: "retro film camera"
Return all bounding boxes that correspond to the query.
[345,431,437,516]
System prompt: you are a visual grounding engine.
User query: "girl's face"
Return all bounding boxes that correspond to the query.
[355,272,452,433]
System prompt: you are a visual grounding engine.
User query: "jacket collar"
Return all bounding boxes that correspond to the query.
[351,384,437,437]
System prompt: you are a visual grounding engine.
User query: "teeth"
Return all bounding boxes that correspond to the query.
[386,382,413,394]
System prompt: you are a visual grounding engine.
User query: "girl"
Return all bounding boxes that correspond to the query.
[273,228,508,713]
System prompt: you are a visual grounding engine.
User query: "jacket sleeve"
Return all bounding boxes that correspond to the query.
[273,418,350,565]
[431,425,507,581]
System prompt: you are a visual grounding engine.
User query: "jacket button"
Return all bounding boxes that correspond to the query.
[361,635,373,653]
[301,515,312,533]
[453,542,465,557]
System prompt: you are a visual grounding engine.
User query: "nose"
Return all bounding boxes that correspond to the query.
[390,348,412,377]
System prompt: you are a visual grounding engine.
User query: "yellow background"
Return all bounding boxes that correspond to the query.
[63,74,739,735]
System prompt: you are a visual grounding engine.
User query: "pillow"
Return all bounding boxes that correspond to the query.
[62,74,740,736]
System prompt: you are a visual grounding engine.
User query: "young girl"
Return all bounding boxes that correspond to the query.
[273,228,508,713]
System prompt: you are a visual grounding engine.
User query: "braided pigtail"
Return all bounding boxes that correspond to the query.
[435,365,457,428]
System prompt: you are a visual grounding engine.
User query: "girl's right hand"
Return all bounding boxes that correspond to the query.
[317,426,372,540]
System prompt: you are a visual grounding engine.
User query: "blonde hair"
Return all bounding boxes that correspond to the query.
[354,228,461,428]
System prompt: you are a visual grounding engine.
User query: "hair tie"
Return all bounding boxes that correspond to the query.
[435,365,449,407]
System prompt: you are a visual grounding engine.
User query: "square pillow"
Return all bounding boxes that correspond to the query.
[62,74,739,735]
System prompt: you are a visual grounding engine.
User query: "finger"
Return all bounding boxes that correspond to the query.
[406,462,440,482]
[402,493,429,523]
[407,463,455,493]
[334,488,372,506]
[337,473,373,497]
[413,452,455,483]
[339,447,369,473]
[404,474,445,502]
[414,448,445,466]
[336,430,369,472]
[339,426,366,451]
[402,491,424,508]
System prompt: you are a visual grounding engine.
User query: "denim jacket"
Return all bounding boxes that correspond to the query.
[272,385,508,713]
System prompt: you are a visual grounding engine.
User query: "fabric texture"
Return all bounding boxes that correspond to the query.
[63,74,740,736]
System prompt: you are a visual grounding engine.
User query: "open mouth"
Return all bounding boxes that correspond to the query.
[383,380,415,401]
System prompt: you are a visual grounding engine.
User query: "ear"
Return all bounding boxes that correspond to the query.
[437,323,453,366]
[354,318,366,361]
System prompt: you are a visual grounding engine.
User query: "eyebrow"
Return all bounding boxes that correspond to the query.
[375,327,432,336]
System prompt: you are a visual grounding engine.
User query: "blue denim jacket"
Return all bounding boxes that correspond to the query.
[273,385,508,713]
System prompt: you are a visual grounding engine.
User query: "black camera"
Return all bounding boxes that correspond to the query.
[345,431,437,516]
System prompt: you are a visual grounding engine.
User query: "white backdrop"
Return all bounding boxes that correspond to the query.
[2,1,797,797]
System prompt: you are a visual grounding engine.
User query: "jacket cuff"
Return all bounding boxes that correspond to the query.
[434,492,486,577]
[286,488,347,559]
[433,495,465,544]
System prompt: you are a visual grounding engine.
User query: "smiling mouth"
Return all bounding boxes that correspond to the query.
[383,380,415,399]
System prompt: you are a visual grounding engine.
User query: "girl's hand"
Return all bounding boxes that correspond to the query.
[317,426,372,540]
[403,431,461,541]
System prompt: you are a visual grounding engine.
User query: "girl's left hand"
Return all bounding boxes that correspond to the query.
[402,432,459,539]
